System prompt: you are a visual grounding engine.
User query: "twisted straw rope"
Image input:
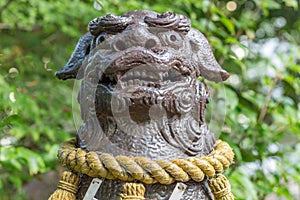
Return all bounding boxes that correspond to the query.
[58,139,234,185]
[120,182,146,200]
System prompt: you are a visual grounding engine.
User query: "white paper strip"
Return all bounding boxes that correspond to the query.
[168,182,187,200]
[83,178,103,200]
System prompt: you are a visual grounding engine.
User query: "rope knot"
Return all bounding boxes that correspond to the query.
[208,173,234,200]
[120,182,146,200]
[48,171,80,200]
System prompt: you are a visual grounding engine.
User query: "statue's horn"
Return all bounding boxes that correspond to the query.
[188,29,230,82]
[55,32,93,80]
[88,14,133,36]
[144,11,191,33]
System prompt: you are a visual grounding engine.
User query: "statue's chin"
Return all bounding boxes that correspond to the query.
[91,113,214,159]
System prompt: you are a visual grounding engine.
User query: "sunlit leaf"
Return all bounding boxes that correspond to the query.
[219,17,235,34]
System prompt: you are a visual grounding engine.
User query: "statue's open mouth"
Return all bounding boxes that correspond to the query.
[98,48,193,91]
[100,63,188,89]
[94,49,196,124]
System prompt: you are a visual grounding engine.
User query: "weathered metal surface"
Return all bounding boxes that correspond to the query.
[56,10,229,200]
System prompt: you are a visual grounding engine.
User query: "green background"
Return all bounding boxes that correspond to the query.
[0,0,299,199]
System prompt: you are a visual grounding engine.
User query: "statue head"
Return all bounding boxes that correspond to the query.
[56,10,229,158]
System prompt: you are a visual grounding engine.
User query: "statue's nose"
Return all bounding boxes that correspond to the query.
[112,25,160,51]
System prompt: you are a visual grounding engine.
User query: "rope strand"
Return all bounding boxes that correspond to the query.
[57,139,234,185]
[49,139,235,200]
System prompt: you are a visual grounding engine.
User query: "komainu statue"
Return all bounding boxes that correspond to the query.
[49,10,235,200]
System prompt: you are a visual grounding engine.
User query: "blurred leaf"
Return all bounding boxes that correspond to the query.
[284,0,299,8]
[17,148,46,175]
[219,17,235,35]
[0,114,21,129]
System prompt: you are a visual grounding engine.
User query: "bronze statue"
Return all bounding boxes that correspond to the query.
[55,10,231,200]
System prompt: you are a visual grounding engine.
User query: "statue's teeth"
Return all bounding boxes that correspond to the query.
[128,80,133,86]
[118,81,124,88]
[143,97,150,106]
[141,71,146,77]
[158,72,163,80]
[133,79,139,85]
[143,81,148,86]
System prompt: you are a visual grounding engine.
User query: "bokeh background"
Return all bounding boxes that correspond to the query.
[0,0,299,199]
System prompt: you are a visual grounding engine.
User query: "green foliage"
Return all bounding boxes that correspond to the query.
[0,37,74,198]
[0,0,299,199]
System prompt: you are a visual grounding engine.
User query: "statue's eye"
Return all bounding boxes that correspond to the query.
[156,31,182,48]
[114,40,126,51]
[96,34,106,45]
[145,39,157,49]
[170,34,177,42]
[98,36,105,43]
[161,31,182,47]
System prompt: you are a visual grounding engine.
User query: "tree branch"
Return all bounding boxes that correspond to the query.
[258,75,279,123]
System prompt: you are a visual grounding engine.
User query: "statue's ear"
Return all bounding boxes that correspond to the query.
[56,14,134,80]
[55,33,93,80]
[188,29,229,82]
